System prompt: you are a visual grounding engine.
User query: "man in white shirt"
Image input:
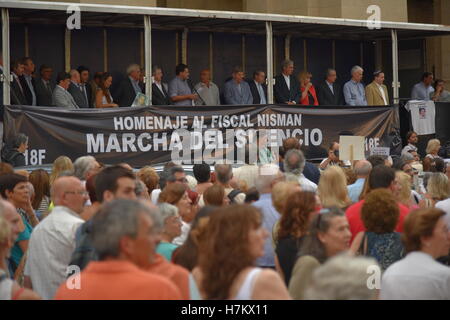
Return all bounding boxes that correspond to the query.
[24,176,89,299]
[401,131,419,156]
[284,148,317,192]
[365,70,389,106]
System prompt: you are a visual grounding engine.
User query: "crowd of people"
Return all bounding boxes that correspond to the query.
[6,55,450,109]
[0,130,449,300]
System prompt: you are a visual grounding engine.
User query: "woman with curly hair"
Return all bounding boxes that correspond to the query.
[275,191,317,285]
[350,188,404,270]
[192,205,291,300]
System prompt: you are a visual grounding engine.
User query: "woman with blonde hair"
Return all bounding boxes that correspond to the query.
[298,71,318,106]
[49,156,73,185]
[423,139,442,172]
[419,172,449,208]
[318,166,351,210]
[395,171,420,209]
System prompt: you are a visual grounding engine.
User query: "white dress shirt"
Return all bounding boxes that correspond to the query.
[381,251,450,300]
[283,74,290,90]
[376,83,388,105]
[24,206,84,300]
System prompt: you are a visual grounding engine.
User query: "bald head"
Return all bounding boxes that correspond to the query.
[52,176,88,214]
[354,160,372,178]
[0,199,22,242]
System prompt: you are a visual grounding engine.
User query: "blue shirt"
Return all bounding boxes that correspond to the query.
[252,193,280,267]
[347,178,365,203]
[223,80,253,105]
[168,76,193,106]
[156,242,178,261]
[343,80,367,106]
[11,209,33,268]
[411,82,434,101]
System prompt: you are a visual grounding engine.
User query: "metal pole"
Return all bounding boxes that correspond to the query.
[266,21,273,104]
[391,29,399,104]
[284,34,291,60]
[144,15,152,104]
[2,8,11,106]
[182,27,188,65]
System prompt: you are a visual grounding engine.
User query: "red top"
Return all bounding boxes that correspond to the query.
[345,200,411,244]
[300,85,319,106]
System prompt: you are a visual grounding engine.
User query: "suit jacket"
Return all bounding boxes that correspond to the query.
[83,82,93,108]
[317,81,344,106]
[115,78,138,107]
[274,74,300,104]
[365,81,389,106]
[248,80,268,104]
[223,80,253,105]
[18,75,34,105]
[68,82,89,108]
[34,78,54,106]
[11,75,28,106]
[52,85,79,109]
[152,82,171,105]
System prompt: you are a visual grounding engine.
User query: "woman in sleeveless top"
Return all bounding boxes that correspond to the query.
[95,72,118,108]
[350,189,404,271]
[191,205,291,300]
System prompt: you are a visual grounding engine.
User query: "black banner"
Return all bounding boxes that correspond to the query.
[3,105,399,167]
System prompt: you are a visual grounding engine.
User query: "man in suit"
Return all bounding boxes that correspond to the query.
[151,65,171,105]
[77,66,93,108]
[68,69,89,108]
[223,66,253,105]
[52,71,79,109]
[248,70,267,104]
[19,57,37,106]
[115,64,142,107]
[317,68,344,106]
[35,64,54,106]
[274,59,300,105]
[365,70,390,106]
[10,60,28,106]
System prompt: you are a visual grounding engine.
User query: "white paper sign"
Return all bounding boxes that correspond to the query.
[339,136,365,161]
[370,147,390,157]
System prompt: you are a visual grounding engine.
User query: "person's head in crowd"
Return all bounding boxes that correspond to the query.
[193,163,211,184]
[14,170,29,179]
[421,72,434,87]
[196,205,271,299]
[137,166,160,195]
[373,70,385,85]
[362,165,400,199]
[50,156,74,185]
[99,72,113,103]
[0,173,29,210]
[73,155,100,181]
[299,207,351,263]
[318,166,351,209]
[214,164,234,187]
[343,167,357,185]
[402,208,449,259]
[327,142,340,162]
[272,181,301,215]
[426,139,441,156]
[152,65,163,83]
[56,71,71,90]
[199,69,212,85]
[85,173,98,205]
[77,66,90,84]
[408,150,420,162]
[175,63,189,80]
[325,68,337,84]
[281,59,294,76]
[172,206,216,271]
[11,59,25,76]
[165,166,188,186]
[244,187,260,204]
[434,158,445,173]
[253,70,266,84]
[69,69,80,84]
[20,57,35,76]
[433,79,445,92]
[39,64,53,81]
[118,162,133,171]
[127,64,141,81]
[406,131,418,146]
[282,137,301,152]
[0,162,14,176]
[278,191,316,240]
[362,189,400,235]
[231,66,245,84]
[12,133,29,155]
[29,169,50,211]
[255,164,284,195]
[158,203,182,245]
[51,176,89,215]
[354,160,372,179]
[367,155,386,169]
[395,171,414,208]
[304,253,379,300]
[135,180,150,200]
[91,199,162,268]
[284,149,306,177]
[158,183,194,223]
[395,160,414,178]
[93,72,103,85]
[426,173,449,202]
[351,66,364,83]
[298,70,312,88]
[203,185,229,207]
[400,152,415,166]
[95,165,136,204]
[0,199,23,243]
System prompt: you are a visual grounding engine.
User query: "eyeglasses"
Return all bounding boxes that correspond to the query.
[65,191,89,196]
